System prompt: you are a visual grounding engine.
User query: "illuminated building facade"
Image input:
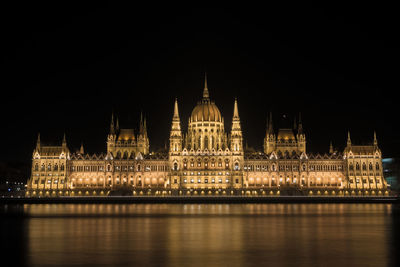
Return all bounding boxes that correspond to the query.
[26,77,388,197]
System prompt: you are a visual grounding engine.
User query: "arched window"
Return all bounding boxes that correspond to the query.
[376,163,380,170]
[204,136,208,149]
[34,164,39,171]
[272,164,276,171]
[369,163,373,170]
[107,165,111,172]
[349,164,354,171]
[362,163,366,171]
[356,163,360,171]
[173,162,178,171]
[302,164,306,171]
[234,162,239,170]
[137,165,141,172]
[54,164,58,171]
[47,164,51,171]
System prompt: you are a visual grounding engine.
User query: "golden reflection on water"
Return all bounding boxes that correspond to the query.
[21,204,393,267]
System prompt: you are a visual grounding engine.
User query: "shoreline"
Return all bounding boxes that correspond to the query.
[1,196,399,204]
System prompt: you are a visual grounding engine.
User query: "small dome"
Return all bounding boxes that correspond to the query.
[191,100,222,122]
[117,129,135,141]
[277,129,295,140]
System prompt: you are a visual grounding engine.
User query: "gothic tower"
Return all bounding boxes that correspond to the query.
[296,113,306,153]
[264,112,276,154]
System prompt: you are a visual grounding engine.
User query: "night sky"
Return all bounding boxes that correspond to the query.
[1,3,398,164]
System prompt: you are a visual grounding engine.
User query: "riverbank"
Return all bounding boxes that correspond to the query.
[1,196,398,204]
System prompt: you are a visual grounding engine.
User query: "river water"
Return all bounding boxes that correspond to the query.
[1,203,399,267]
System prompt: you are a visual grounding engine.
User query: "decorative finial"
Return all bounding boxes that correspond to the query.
[233,98,239,118]
[173,98,180,119]
[347,131,351,146]
[203,72,209,99]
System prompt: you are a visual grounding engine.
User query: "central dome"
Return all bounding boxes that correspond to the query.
[190,75,222,122]
[191,100,222,122]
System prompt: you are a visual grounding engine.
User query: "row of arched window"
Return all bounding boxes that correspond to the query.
[34,163,64,172]
[349,162,380,171]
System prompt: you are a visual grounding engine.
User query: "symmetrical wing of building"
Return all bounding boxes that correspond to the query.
[26,77,388,197]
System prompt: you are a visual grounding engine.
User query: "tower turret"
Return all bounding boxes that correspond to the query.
[296,112,306,153]
[170,98,183,153]
[137,113,150,155]
[230,98,243,153]
[107,112,116,154]
[264,112,276,154]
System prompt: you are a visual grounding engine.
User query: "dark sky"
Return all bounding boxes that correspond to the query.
[1,3,398,163]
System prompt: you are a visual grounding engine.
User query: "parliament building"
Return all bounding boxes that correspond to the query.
[26,77,388,197]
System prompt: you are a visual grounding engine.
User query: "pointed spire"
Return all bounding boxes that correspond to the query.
[297,112,303,134]
[36,133,41,149]
[139,112,143,135]
[80,142,84,154]
[116,117,120,132]
[347,131,351,146]
[110,112,115,134]
[62,132,67,147]
[233,98,239,119]
[329,141,333,154]
[268,112,274,134]
[173,98,180,119]
[374,131,378,146]
[203,72,209,99]
[143,117,148,136]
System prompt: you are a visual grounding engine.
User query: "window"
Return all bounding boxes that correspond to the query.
[234,162,239,170]
[205,179,208,183]
[235,179,239,183]
[34,164,39,171]
[376,163,380,170]
[173,162,178,171]
[47,164,51,171]
[60,164,64,171]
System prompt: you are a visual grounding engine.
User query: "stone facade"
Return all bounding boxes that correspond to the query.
[26,77,388,197]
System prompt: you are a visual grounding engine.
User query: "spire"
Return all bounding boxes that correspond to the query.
[268,112,274,134]
[139,112,143,135]
[110,112,115,134]
[171,98,182,134]
[36,133,41,150]
[173,98,180,119]
[143,117,148,136]
[297,112,303,134]
[374,131,378,146]
[329,141,333,154]
[203,72,209,99]
[347,131,351,146]
[62,132,67,147]
[116,117,120,132]
[233,98,239,119]
[80,142,84,154]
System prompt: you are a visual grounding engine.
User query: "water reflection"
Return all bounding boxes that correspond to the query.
[0,204,398,267]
